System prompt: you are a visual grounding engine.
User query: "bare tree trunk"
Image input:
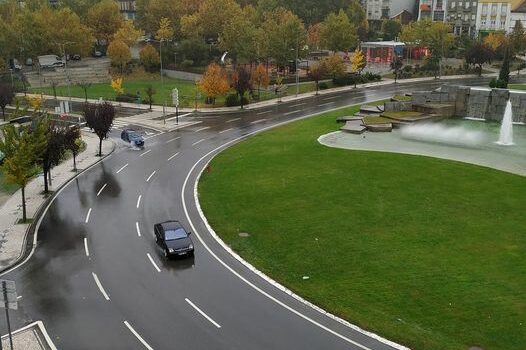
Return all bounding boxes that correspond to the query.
[43,167,49,193]
[73,153,77,171]
[99,138,103,157]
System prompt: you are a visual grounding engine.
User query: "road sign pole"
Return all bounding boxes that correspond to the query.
[176,106,179,125]
[2,281,13,350]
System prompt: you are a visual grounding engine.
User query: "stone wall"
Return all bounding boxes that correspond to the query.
[384,101,412,112]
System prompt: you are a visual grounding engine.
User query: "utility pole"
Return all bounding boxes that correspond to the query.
[159,39,166,123]
[295,36,300,97]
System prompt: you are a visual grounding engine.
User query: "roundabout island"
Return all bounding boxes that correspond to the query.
[198,97,526,350]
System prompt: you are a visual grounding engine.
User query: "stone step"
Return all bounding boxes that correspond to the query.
[340,121,366,134]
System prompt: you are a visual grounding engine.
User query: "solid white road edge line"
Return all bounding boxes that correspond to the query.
[166,137,181,144]
[136,222,141,237]
[167,152,179,161]
[226,118,241,123]
[124,321,154,350]
[92,272,110,301]
[185,298,221,329]
[182,99,408,350]
[192,139,205,147]
[85,208,92,224]
[147,253,161,272]
[146,171,156,182]
[116,163,128,174]
[139,150,152,157]
[84,238,90,257]
[219,128,233,134]
[96,183,107,197]
[136,195,142,209]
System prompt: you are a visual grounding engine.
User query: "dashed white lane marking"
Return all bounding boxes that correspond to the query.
[84,238,90,257]
[139,150,152,157]
[185,298,221,329]
[226,118,241,123]
[17,296,22,300]
[166,137,181,144]
[250,119,267,125]
[322,95,339,101]
[219,128,233,134]
[123,321,154,350]
[146,171,156,182]
[284,110,301,116]
[192,139,205,147]
[167,152,179,161]
[136,195,142,209]
[96,183,107,197]
[256,110,272,115]
[289,103,306,108]
[85,208,92,223]
[116,163,128,174]
[92,272,110,301]
[195,127,210,132]
[135,222,141,237]
[147,253,161,272]
[319,102,335,107]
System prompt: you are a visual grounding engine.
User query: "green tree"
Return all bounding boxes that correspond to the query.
[465,43,494,76]
[319,10,357,52]
[0,83,15,120]
[382,19,402,41]
[346,0,368,41]
[391,57,403,83]
[510,20,526,54]
[64,126,81,172]
[144,85,156,110]
[499,45,511,86]
[219,7,258,63]
[87,0,123,45]
[39,123,68,194]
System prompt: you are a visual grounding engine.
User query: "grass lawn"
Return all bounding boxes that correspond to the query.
[382,111,423,119]
[509,84,526,90]
[198,104,526,350]
[30,78,332,108]
[0,170,19,194]
[362,116,393,125]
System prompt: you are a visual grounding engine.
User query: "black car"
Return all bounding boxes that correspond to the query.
[154,221,194,258]
[121,129,145,148]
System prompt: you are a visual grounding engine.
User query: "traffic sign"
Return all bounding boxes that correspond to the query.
[172,88,179,107]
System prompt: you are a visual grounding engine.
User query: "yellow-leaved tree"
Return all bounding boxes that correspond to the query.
[250,64,270,99]
[107,40,131,74]
[114,20,144,46]
[198,63,230,105]
[156,17,174,41]
[351,48,366,74]
[111,77,124,96]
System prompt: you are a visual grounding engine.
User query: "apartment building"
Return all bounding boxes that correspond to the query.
[447,0,479,36]
[418,0,449,21]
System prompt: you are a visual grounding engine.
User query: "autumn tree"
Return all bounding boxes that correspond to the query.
[191,0,243,40]
[307,23,322,51]
[84,102,115,157]
[351,48,366,74]
[144,85,156,110]
[87,0,123,45]
[64,126,81,172]
[156,17,174,42]
[465,43,494,76]
[198,63,230,104]
[139,44,160,73]
[108,40,131,74]
[484,32,507,52]
[219,7,259,63]
[0,124,45,222]
[250,64,270,99]
[0,82,15,119]
[232,67,252,109]
[319,10,357,52]
[308,62,326,95]
[40,123,68,193]
[114,20,144,46]
[323,54,346,79]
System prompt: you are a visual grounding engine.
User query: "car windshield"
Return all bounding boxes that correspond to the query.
[128,132,142,140]
[165,228,187,240]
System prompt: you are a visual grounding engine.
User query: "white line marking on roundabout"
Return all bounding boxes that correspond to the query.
[146,171,156,182]
[124,321,154,350]
[219,128,233,134]
[116,163,128,174]
[96,183,107,197]
[226,118,241,123]
[84,208,92,223]
[136,195,142,209]
[167,152,179,161]
[139,150,152,157]
[84,238,90,257]
[192,139,205,147]
[185,298,221,328]
[319,102,334,107]
[250,119,267,125]
[181,100,407,350]
[256,110,272,115]
[166,137,180,144]
[195,127,210,132]
[136,222,141,237]
[284,110,300,116]
[147,253,161,272]
[92,272,110,301]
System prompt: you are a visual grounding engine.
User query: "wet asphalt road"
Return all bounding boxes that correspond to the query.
[0,77,515,349]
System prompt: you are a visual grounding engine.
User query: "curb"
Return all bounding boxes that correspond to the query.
[0,137,116,277]
[1,320,58,350]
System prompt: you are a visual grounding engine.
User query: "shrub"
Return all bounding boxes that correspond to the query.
[116,92,139,103]
[139,44,160,73]
[180,59,194,68]
[489,78,508,89]
[318,82,329,90]
[225,93,249,107]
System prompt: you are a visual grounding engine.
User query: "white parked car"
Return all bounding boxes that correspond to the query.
[38,55,65,69]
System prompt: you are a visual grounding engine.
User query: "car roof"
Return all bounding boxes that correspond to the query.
[159,221,184,230]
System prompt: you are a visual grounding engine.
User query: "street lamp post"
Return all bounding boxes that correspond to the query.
[56,41,75,106]
[295,37,300,97]
[147,38,169,124]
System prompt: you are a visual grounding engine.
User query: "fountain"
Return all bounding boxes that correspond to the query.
[400,123,485,147]
[496,100,514,146]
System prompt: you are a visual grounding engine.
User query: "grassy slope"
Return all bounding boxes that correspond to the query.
[0,170,19,194]
[198,105,526,350]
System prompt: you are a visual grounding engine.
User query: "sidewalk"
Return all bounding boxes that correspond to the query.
[0,132,114,272]
[20,71,501,116]
[1,321,57,350]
